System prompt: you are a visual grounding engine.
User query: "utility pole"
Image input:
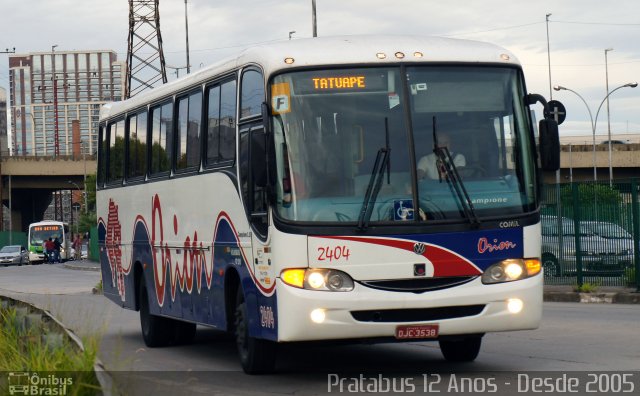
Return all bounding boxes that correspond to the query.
[184,0,191,74]
[312,0,317,37]
[545,13,552,100]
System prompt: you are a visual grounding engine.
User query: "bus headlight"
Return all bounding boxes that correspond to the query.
[281,268,354,292]
[481,258,541,284]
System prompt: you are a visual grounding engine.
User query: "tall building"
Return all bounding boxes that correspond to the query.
[8,49,125,156]
[0,87,8,157]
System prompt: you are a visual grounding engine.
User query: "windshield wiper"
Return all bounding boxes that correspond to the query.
[357,118,391,230]
[432,117,480,227]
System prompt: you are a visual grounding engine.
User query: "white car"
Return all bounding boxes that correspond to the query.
[0,245,30,266]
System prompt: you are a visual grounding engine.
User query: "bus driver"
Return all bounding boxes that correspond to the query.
[417,132,466,180]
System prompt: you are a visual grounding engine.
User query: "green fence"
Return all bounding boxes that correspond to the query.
[542,179,640,289]
[0,232,28,249]
[89,226,99,262]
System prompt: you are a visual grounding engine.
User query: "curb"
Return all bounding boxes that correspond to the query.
[544,291,640,304]
[63,261,100,272]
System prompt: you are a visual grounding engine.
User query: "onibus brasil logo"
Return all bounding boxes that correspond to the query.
[7,372,73,395]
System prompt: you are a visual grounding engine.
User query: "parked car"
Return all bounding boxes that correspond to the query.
[0,245,30,266]
[541,216,631,276]
[580,221,635,263]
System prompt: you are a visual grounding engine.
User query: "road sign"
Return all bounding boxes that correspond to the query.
[72,202,81,210]
[547,100,566,125]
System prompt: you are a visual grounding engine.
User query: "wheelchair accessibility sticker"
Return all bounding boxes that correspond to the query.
[393,200,414,221]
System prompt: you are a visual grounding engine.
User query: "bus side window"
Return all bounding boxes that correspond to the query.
[97,125,105,188]
[240,70,264,119]
[127,111,148,180]
[176,91,202,171]
[107,119,125,184]
[239,69,268,237]
[205,79,236,167]
[150,102,173,175]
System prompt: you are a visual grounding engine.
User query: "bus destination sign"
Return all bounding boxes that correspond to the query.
[33,226,61,232]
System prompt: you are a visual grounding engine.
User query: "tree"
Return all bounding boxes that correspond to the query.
[78,173,97,234]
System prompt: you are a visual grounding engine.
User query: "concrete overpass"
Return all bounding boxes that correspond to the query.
[543,143,640,183]
[0,143,636,230]
[0,155,96,231]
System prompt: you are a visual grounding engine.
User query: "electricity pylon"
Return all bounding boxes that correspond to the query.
[126,0,168,98]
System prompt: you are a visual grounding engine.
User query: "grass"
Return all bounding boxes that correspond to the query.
[624,268,636,287]
[0,303,101,395]
[572,281,600,293]
[95,279,103,293]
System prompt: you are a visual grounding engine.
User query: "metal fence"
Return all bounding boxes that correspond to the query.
[541,179,640,289]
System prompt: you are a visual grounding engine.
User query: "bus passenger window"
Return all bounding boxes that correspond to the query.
[127,111,147,179]
[206,80,236,166]
[176,91,202,170]
[150,102,173,175]
[107,119,125,184]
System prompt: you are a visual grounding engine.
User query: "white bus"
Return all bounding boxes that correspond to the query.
[27,220,72,263]
[97,35,561,373]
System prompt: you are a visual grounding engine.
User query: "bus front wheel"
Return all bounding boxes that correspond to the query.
[439,336,482,362]
[234,288,276,374]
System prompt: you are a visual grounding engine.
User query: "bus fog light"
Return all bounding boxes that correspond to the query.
[508,298,524,314]
[310,308,326,323]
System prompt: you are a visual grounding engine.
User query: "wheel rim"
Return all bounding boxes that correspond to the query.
[542,257,558,275]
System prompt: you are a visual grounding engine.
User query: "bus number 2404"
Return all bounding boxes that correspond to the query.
[317,245,351,262]
[260,305,275,329]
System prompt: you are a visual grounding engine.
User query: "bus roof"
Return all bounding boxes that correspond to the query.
[29,221,67,227]
[101,35,520,120]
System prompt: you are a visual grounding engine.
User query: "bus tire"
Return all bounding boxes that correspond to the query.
[139,277,174,347]
[439,336,482,362]
[234,288,276,374]
[174,321,197,345]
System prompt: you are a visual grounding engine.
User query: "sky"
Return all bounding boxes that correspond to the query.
[1,0,639,140]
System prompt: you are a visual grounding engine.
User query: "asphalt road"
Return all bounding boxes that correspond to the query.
[1,264,639,395]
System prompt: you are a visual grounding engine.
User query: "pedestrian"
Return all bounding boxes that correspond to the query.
[44,238,55,264]
[53,237,62,263]
[72,234,82,260]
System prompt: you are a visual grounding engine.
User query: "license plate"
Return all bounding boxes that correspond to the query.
[395,324,439,340]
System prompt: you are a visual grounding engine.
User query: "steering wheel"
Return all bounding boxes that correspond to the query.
[458,165,487,179]
[311,209,352,222]
[419,199,446,220]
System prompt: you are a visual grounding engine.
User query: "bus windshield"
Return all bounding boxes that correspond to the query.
[271,66,537,224]
[29,224,64,246]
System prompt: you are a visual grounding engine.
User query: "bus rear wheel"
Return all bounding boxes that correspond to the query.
[234,288,276,374]
[139,277,174,347]
[439,336,482,362]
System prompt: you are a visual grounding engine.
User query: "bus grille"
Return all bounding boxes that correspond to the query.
[350,305,486,323]
[358,276,478,293]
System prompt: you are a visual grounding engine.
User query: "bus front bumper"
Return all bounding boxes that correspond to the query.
[29,252,45,262]
[275,274,542,342]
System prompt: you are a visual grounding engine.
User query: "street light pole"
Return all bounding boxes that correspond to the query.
[184,0,190,74]
[546,13,553,99]
[604,48,613,185]
[554,82,638,182]
[312,0,317,37]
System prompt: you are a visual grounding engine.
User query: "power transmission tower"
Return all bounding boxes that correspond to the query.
[126,0,168,98]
